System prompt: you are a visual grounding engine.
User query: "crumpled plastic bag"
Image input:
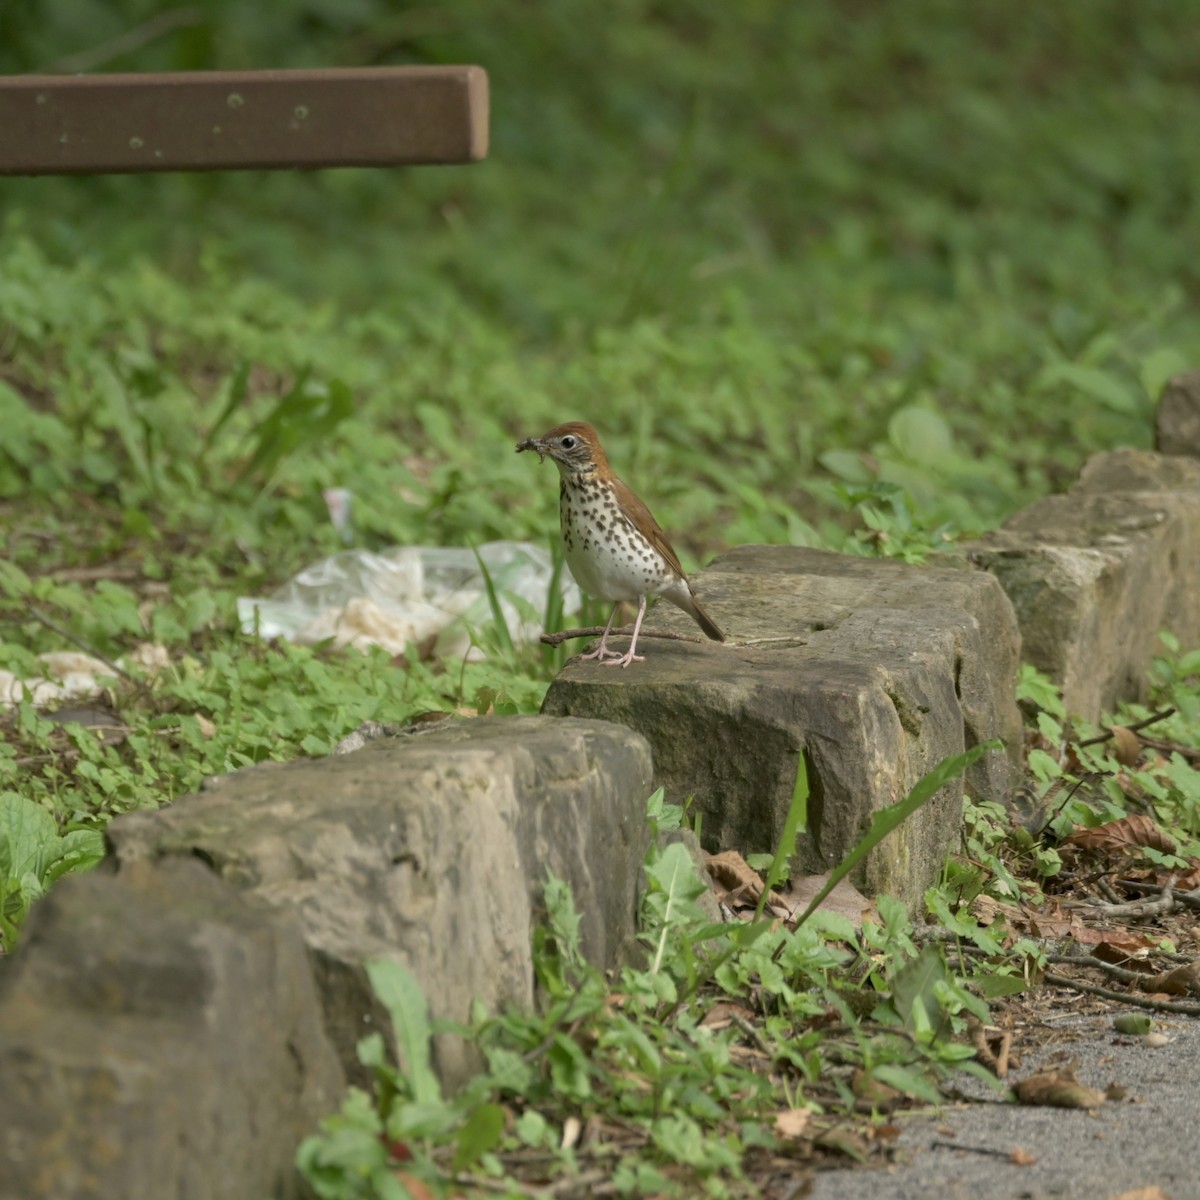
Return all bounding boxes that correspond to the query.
[236,540,579,660]
[0,645,170,707]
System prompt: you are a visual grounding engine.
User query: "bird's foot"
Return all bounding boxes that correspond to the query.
[602,650,645,668]
[579,641,624,662]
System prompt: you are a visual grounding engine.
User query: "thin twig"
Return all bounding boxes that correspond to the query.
[43,7,203,73]
[539,625,706,647]
[1043,971,1200,1015]
[49,565,143,584]
[1067,880,1175,919]
[1136,736,1200,762]
[1077,708,1176,747]
[1045,952,1154,985]
[728,1010,775,1058]
[929,1140,1015,1160]
[1115,879,1200,912]
[23,604,133,681]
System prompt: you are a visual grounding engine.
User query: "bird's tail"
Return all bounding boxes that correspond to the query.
[663,583,725,642]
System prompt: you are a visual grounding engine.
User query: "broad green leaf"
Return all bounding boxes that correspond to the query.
[364,958,442,1106]
[0,794,58,879]
[868,1062,944,1105]
[890,944,953,1041]
[819,448,873,484]
[1139,347,1190,401]
[645,840,707,973]
[451,1102,505,1171]
[972,972,1028,999]
[888,405,955,465]
[1035,361,1140,414]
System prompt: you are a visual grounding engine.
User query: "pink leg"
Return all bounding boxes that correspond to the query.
[579,604,624,662]
[604,595,646,668]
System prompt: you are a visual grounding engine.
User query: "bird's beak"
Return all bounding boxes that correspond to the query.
[515,437,547,463]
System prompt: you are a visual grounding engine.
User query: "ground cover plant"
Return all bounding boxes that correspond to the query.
[3,3,1200,1192]
[293,655,1200,1199]
[4,3,1200,909]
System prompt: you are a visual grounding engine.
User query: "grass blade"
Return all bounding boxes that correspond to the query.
[794,740,1003,929]
[755,752,810,919]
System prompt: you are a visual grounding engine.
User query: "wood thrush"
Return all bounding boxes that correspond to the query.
[516,421,725,667]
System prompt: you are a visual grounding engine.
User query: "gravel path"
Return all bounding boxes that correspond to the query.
[808,1014,1200,1200]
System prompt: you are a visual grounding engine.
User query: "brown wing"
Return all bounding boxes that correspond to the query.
[611,476,687,580]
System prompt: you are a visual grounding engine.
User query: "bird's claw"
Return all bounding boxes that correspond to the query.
[602,653,645,668]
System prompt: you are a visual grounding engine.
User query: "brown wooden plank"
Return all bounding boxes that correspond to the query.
[0,66,488,176]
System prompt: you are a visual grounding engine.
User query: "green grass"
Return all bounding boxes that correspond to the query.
[3,2,1200,935]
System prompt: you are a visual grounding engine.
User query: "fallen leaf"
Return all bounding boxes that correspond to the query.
[777,871,876,929]
[561,1115,582,1150]
[1106,1188,1172,1200]
[1139,961,1200,997]
[1013,1065,1107,1109]
[1009,1147,1038,1166]
[1092,932,1157,965]
[1174,858,1200,890]
[970,894,1028,927]
[1065,815,1177,857]
[774,1108,813,1139]
[812,1123,869,1161]
[1107,725,1142,766]
[393,1172,436,1200]
[699,1001,757,1030]
[705,849,784,909]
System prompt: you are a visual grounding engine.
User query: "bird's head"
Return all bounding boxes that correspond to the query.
[515,422,608,478]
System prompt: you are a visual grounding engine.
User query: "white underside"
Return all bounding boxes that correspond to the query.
[562,498,680,603]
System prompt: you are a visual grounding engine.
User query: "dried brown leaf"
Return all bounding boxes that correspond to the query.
[777,871,876,930]
[1174,859,1200,890]
[970,894,1029,928]
[704,849,784,909]
[812,1123,869,1162]
[1065,815,1177,857]
[1013,1067,1107,1109]
[1108,725,1143,766]
[1139,961,1200,997]
[393,1173,436,1200]
[774,1108,813,1139]
[699,1001,757,1031]
[1092,932,1158,963]
[1009,1148,1038,1166]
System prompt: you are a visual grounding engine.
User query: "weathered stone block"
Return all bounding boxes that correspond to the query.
[0,859,343,1200]
[1156,370,1200,457]
[107,715,653,1088]
[542,546,1020,910]
[966,449,1200,721]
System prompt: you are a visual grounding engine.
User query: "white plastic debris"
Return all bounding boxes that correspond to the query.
[236,541,579,660]
[0,646,168,708]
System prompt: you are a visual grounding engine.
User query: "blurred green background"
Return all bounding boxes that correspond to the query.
[2,0,1200,841]
[5,0,1200,571]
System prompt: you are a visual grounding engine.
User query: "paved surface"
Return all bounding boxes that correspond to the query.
[809,1015,1200,1200]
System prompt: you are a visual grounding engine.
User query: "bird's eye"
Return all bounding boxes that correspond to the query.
[561,435,577,449]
